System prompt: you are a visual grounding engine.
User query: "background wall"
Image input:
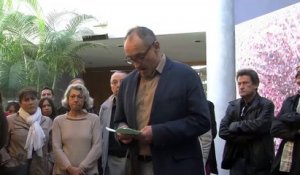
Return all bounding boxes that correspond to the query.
[236,3,300,114]
[235,1,300,114]
[83,61,205,113]
[235,0,300,24]
[83,66,133,113]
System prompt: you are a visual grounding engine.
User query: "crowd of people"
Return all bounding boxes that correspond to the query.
[0,26,299,175]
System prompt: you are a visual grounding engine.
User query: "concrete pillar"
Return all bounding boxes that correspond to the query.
[206,0,236,174]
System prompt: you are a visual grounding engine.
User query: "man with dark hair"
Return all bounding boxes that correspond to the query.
[219,68,275,175]
[270,71,300,175]
[41,86,54,100]
[114,26,210,175]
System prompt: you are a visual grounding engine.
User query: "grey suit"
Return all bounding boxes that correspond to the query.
[99,95,128,175]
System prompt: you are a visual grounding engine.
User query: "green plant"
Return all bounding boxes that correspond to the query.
[0,0,99,99]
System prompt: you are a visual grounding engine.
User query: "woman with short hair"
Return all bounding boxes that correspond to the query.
[0,88,52,175]
[52,83,101,175]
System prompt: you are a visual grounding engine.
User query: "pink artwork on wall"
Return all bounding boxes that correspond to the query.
[236,3,300,115]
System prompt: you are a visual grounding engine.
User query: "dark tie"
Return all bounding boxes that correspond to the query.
[110,98,116,128]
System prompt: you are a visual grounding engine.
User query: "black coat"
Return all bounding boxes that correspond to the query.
[219,93,274,173]
[270,94,300,175]
[0,109,7,149]
[206,101,218,174]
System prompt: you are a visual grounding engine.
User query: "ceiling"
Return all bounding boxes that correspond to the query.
[78,32,207,68]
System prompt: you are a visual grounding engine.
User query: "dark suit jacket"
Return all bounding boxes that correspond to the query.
[270,94,300,175]
[207,101,218,174]
[114,58,211,175]
[0,109,7,149]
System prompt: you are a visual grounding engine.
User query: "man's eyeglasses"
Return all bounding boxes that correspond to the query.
[124,41,155,65]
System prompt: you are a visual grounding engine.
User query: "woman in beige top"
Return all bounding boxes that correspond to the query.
[0,88,52,175]
[52,83,101,175]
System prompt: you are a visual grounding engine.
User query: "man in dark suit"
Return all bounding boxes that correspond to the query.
[270,71,300,175]
[204,101,218,175]
[114,26,210,175]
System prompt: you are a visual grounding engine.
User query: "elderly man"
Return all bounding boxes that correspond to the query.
[100,71,128,175]
[114,26,210,175]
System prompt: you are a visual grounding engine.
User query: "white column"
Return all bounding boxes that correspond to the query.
[206,0,235,175]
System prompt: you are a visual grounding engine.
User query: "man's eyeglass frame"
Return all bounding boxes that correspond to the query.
[124,41,156,65]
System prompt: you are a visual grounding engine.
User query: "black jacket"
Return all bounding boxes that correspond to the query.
[0,109,7,149]
[219,93,274,173]
[207,101,218,174]
[270,94,300,175]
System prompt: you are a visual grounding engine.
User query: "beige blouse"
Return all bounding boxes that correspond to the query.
[52,113,101,175]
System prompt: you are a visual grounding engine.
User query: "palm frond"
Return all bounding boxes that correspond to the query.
[0,60,26,97]
[19,0,39,14]
[45,10,72,29]
[66,14,95,34]
[1,12,40,40]
[8,61,26,89]
[0,8,103,97]
[22,40,39,59]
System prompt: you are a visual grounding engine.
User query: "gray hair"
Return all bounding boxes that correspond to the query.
[125,26,157,47]
[61,83,94,110]
[69,78,85,85]
[110,70,127,83]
